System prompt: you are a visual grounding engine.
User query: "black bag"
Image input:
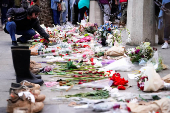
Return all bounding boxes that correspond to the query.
[4,23,9,34]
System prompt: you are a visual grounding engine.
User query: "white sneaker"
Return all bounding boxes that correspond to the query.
[161,42,169,49]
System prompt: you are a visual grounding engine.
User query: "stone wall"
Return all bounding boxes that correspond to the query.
[39,0,54,27]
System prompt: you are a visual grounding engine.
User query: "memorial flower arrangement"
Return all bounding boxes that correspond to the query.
[84,23,98,34]
[109,73,128,90]
[97,22,113,39]
[75,36,92,43]
[137,74,148,91]
[126,42,155,63]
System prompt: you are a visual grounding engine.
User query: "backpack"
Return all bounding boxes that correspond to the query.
[57,3,62,12]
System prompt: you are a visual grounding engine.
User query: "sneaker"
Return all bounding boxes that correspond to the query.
[12,41,18,46]
[161,42,169,49]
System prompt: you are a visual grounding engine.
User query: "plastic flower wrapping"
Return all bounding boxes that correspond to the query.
[126,42,156,63]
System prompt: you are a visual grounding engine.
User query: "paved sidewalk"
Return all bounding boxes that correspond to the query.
[0,30,170,113]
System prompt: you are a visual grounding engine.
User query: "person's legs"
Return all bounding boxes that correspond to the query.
[16,29,36,42]
[52,10,58,25]
[1,6,8,25]
[62,0,68,23]
[162,3,170,49]
[120,2,127,24]
[56,11,61,25]
[72,4,79,24]
[103,4,111,23]
[79,6,88,23]
[6,21,17,41]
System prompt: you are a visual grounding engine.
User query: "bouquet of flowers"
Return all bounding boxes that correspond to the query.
[84,22,98,34]
[109,73,128,90]
[75,36,92,43]
[126,42,155,63]
[137,74,148,91]
[96,22,114,46]
[136,64,170,92]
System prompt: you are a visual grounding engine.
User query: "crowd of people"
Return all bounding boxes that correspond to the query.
[0,0,128,27]
[1,0,170,50]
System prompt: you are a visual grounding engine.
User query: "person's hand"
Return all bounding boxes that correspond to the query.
[8,17,11,21]
[115,0,118,5]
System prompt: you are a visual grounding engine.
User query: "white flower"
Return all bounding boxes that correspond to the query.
[129,98,138,103]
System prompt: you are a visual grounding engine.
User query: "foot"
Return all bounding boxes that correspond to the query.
[161,42,169,49]
[17,38,27,43]
[12,41,18,46]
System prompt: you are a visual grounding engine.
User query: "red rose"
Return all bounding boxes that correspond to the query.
[51,50,55,53]
[66,54,68,55]
[78,72,83,75]
[73,75,78,77]
[126,107,131,112]
[108,28,111,31]
[78,82,83,84]
[68,59,71,61]
[117,85,126,90]
[34,40,37,42]
[90,58,94,62]
[91,63,95,65]
[140,86,144,91]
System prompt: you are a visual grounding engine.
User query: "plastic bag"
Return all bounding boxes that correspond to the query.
[143,64,164,92]
[98,57,135,72]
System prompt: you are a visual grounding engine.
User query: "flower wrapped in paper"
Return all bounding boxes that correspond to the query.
[137,63,170,91]
[105,41,125,57]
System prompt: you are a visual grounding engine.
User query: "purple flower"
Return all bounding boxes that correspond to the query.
[135,49,140,54]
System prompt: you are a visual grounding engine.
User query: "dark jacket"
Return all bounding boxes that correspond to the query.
[6,8,49,39]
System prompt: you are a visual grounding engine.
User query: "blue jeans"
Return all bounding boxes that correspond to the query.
[52,10,61,25]
[1,7,8,25]
[6,21,36,42]
[62,0,68,23]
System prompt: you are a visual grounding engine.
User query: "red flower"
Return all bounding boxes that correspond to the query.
[59,54,62,56]
[89,71,92,73]
[68,59,71,61]
[140,86,144,91]
[66,54,68,55]
[34,40,37,42]
[117,85,126,90]
[90,58,94,62]
[78,82,83,84]
[126,107,131,112]
[51,50,55,53]
[91,63,95,65]
[108,28,111,31]
[73,75,78,77]
[78,72,83,75]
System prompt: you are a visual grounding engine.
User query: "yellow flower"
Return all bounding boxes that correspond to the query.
[144,42,150,47]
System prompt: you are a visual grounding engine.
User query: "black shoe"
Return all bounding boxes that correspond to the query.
[12,41,18,46]
[17,38,27,43]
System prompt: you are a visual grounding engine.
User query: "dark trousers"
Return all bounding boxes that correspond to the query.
[79,6,88,23]
[1,6,8,25]
[6,21,36,42]
[72,4,79,24]
[52,10,61,25]
[164,3,170,41]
